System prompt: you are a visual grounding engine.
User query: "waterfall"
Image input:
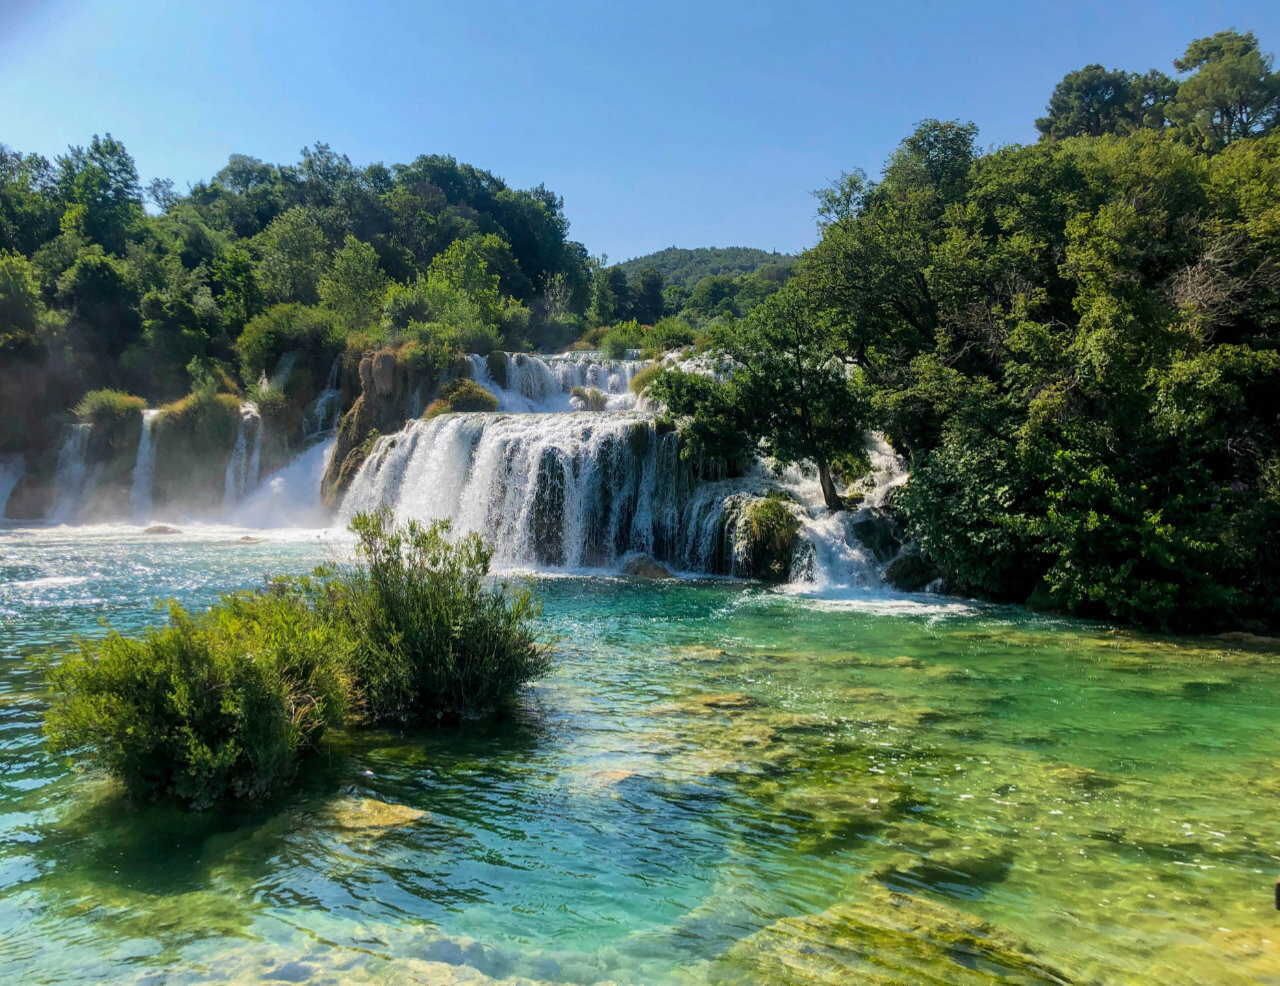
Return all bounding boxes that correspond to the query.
[129,409,160,523]
[228,437,336,528]
[467,352,649,413]
[48,424,93,524]
[222,404,263,512]
[303,357,343,437]
[340,412,760,572]
[0,454,23,520]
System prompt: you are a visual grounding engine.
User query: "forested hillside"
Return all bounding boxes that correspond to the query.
[645,28,1280,631]
[0,142,592,455]
[615,247,793,287]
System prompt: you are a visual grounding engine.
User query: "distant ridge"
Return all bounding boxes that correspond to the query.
[615,246,795,289]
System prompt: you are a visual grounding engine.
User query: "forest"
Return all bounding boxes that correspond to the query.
[1,27,1278,632]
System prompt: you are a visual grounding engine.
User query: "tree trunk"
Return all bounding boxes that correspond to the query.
[816,458,843,512]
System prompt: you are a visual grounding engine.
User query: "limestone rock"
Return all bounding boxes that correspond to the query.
[885,551,939,592]
[372,351,397,396]
[621,554,673,579]
[328,797,427,833]
[851,508,901,563]
[143,524,182,535]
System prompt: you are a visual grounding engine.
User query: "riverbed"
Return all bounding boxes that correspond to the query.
[1,525,1277,984]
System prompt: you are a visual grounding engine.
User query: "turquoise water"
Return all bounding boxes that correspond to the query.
[2,525,1278,984]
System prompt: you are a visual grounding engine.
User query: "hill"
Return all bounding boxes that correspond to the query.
[615,247,794,289]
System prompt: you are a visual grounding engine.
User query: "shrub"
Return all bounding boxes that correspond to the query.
[571,386,608,411]
[601,319,644,359]
[326,511,547,724]
[486,350,508,388]
[629,363,663,396]
[44,593,349,809]
[74,389,145,427]
[737,492,801,580]
[642,316,695,359]
[438,377,498,413]
[236,303,339,385]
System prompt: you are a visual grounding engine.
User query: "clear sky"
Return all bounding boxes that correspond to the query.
[3,0,1277,262]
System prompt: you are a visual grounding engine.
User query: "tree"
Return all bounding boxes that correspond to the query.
[587,266,616,326]
[1036,64,1175,138]
[56,247,140,355]
[630,266,664,323]
[319,235,390,331]
[255,207,329,304]
[1169,29,1280,149]
[0,250,43,352]
[55,134,143,254]
[651,285,867,510]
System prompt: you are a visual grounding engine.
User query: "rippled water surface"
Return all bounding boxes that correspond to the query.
[1,525,1278,984]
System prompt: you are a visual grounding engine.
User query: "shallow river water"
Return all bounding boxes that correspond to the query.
[1,525,1277,984]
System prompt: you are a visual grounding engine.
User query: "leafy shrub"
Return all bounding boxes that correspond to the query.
[326,511,547,724]
[73,389,145,427]
[641,316,695,358]
[236,303,339,385]
[437,377,498,413]
[629,363,663,396]
[486,350,508,388]
[736,492,801,580]
[44,592,349,809]
[571,386,608,411]
[601,319,644,359]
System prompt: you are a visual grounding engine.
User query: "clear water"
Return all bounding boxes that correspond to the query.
[1,525,1278,984]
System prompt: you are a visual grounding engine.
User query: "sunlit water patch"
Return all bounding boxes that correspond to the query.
[1,527,1278,984]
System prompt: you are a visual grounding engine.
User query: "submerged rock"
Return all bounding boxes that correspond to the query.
[711,888,1076,985]
[327,797,426,833]
[622,554,673,579]
[143,524,182,535]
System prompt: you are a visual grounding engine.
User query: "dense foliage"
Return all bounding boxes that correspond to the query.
[0,140,592,454]
[615,246,794,287]
[44,514,547,807]
[654,29,1280,631]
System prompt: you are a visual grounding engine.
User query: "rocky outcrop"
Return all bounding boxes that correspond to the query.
[851,507,901,563]
[320,347,443,508]
[884,550,939,592]
[622,554,673,579]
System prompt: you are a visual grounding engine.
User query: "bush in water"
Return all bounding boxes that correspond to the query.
[73,389,145,428]
[331,510,547,725]
[44,513,548,807]
[423,377,498,418]
[44,592,350,809]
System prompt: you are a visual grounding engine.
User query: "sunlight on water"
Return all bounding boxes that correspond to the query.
[1,527,1278,984]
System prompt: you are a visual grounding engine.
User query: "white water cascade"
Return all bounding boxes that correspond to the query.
[229,436,336,528]
[340,350,911,584]
[0,454,23,520]
[129,409,160,523]
[222,404,263,513]
[341,411,759,572]
[48,424,94,524]
[303,358,343,437]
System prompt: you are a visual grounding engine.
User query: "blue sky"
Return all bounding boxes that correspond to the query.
[3,0,1277,262]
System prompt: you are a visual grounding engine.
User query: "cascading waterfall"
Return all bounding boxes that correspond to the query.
[229,436,336,528]
[303,357,343,437]
[0,454,24,520]
[341,411,760,572]
[222,404,263,512]
[129,409,160,523]
[468,352,648,413]
[48,424,93,524]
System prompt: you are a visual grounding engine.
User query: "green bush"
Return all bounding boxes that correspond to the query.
[641,316,695,359]
[571,386,608,411]
[438,377,499,413]
[44,592,350,809]
[737,492,801,580]
[43,514,549,808]
[73,389,145,427]
[629,363,663,396]
[486,350,508,388]
[601,319,644,359]
[327,511,547,724]
[236,303,339,385]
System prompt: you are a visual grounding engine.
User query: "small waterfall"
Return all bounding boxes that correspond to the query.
[0,454,24,520]
[48,424,93,524]
[222,404,263,512]
[228,437,336,528]
[340,412,759,572]
[302,357,343,437]
[129,409,160,523]
[467,352,649,413]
